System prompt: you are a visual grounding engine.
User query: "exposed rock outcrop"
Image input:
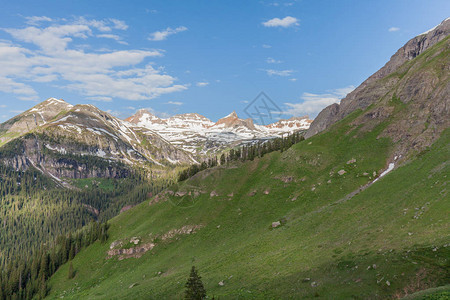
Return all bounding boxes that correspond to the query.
[305,19,450,149]
[306,18,450,153]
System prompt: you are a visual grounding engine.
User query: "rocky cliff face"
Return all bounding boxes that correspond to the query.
[0,101,197,184]
[0,98,73,145]
[306,18,450,142]
[126,110,312,155]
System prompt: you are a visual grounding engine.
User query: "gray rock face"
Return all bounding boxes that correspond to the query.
[0,101,197,182]
[305,103,339,138]
[306,18,450,139]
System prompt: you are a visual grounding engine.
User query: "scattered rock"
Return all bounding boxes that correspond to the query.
[263,189,270,195]
[311,281,318,287]
[327,179,332,184]
[175,191,187,197]
[386,280,391,286]
[373,171,377,177]
[277,176,294,183]
[302,278,311,282]
[129,283,137,289]
[216,225,221,229]
[363,172,369,176]
[109,240,122,250]
[291,196,297,201]
[130,237,140,245]
[272,221,281,228]
[372,264,377,269]
[346,158,357,164]
[227,192,234,197]
[120,205,135,214]
[338,169,347,175]
[248,190,257,196]
[218,281,225,286]
[210,191,218,197]
[311,187,316,191]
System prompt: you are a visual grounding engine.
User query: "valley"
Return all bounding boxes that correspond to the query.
[0,7,448,300]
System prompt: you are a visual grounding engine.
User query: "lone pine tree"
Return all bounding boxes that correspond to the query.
[184,266,206,300]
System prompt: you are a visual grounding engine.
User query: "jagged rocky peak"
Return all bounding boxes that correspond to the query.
[125,109,165,126]
[225,111,238,118]
[166,113,214,129]
[0,97,74,145]
[214,111,256,130]
[306,18,450,139]
[266,116,313,131]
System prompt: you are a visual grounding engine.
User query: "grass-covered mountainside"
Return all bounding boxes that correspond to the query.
[46,112,449,298]
[44,20,450,299]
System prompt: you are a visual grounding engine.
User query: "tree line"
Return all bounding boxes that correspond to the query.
[0,220,108,300]
[178,132,305,181]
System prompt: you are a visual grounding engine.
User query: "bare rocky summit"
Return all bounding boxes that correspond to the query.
[306,18,450,157]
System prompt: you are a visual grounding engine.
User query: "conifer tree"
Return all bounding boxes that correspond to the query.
[184,266,206,300]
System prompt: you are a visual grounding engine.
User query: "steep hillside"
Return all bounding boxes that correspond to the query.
[0,98,73,146]
[306,18,450,154]
[0,101,196,186]
[44,20,450,299]
[46,111,449,299]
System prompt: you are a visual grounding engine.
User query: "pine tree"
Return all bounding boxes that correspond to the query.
[184,266,206,300]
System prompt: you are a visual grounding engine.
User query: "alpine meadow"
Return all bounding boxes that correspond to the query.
[0,1,449,299]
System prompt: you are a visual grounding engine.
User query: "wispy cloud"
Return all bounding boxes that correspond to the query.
[388,27,400,32]
[97,34,128,45]
[0,104,7,108]
[264,69,294,76]
[166,101,183,105]
[196,81,209,87]
[262,16,299,28]
[87,96,113,102]
[283,85,355,117]
[110,19,128,30]
[25,16,53,26]
[0,17,187,101]
[148,26,188,41]
[266,57,282,64]
[262,44,272,48]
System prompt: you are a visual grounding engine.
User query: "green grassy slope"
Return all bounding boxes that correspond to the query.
[47,110,449,299]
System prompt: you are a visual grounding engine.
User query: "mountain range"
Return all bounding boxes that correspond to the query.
[0,98,311,186]
[126,109,311,154]
[0,17,449,300]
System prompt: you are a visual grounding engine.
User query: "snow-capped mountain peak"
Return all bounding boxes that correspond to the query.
[125,109,312,155]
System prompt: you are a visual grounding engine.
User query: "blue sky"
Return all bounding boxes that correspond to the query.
[0,0,448,123]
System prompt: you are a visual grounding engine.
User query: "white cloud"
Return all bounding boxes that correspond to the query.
[265,69,294,76]
[148,26,188,41]
[87,96,113,102]
[0,104,7,108]
[289,78,297,82]
[109,19,128,30]
[97,34,128,45]
[284,85,355,117]
[266,57,282,64]
[166,101,183,105]
[262,44,272,48]
[0,17,187,101]
[262,16,299,28]
[388,27,400,32]
[196,81,209,87]
[25,16,53,26]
